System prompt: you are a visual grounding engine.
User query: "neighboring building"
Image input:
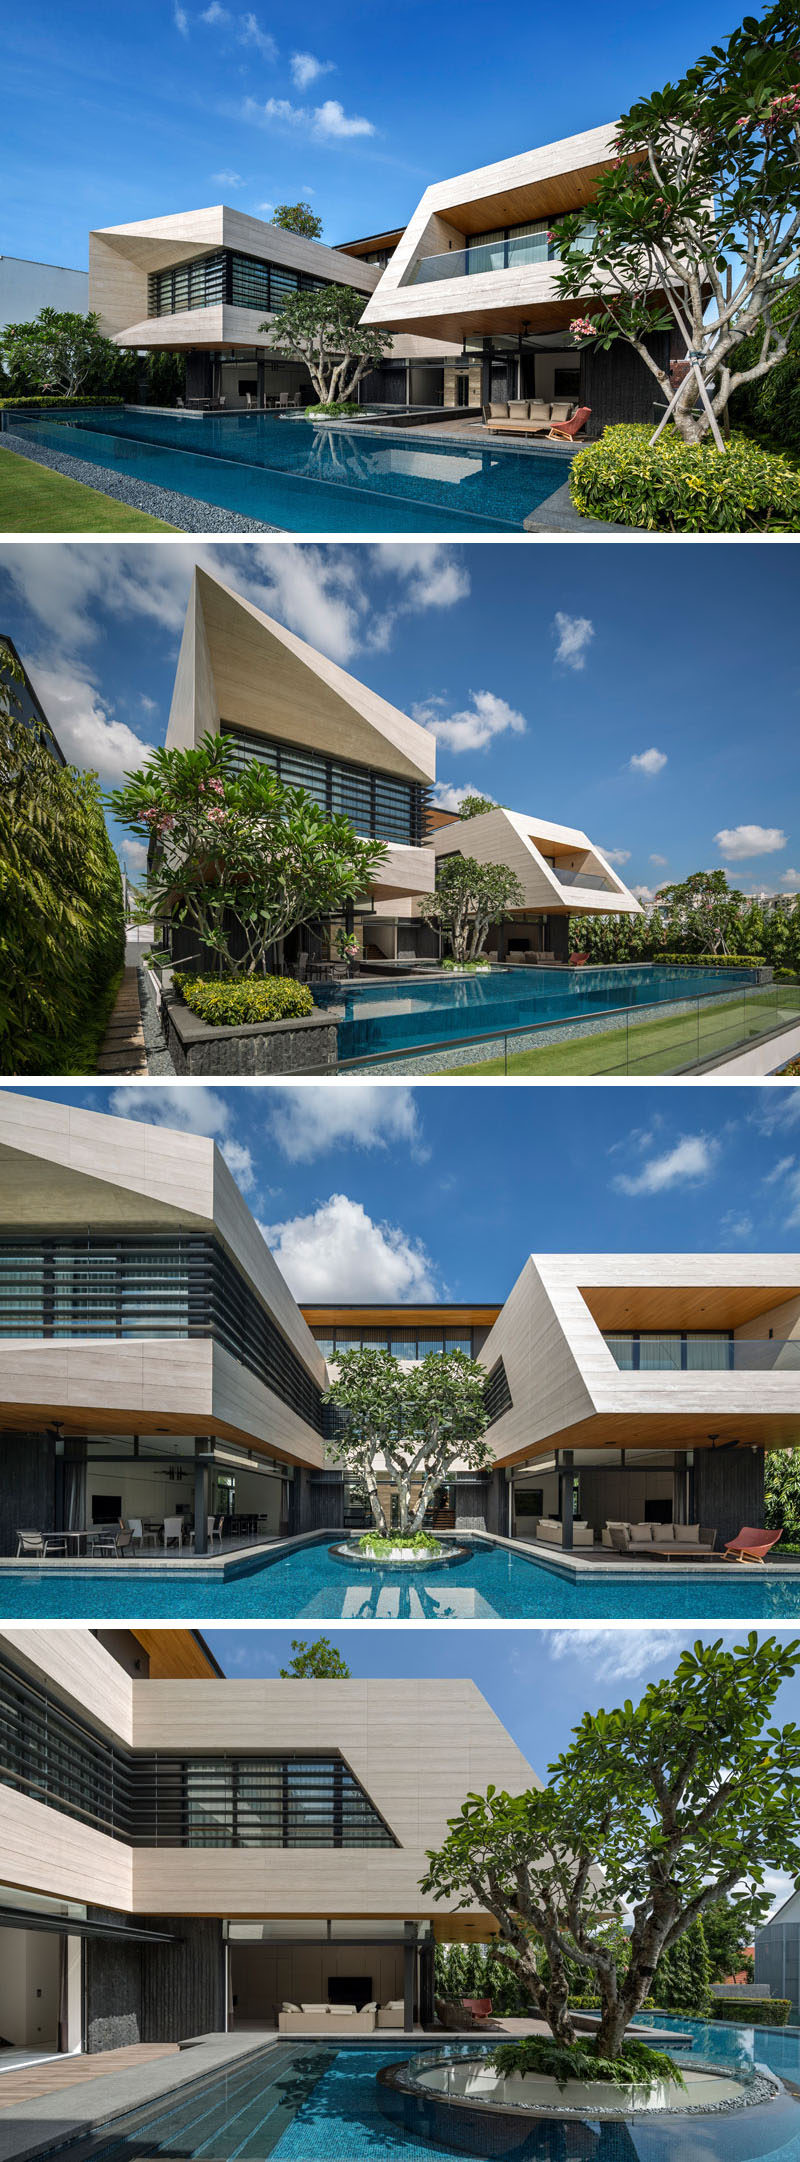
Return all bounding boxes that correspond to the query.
[0,635,66,764]
[163,566,437,968]
[0,254,88,335]
[88,206,455,408]
[756,1892,800,2020]
[0,1627,539,2049]
[430,804,642,962]
[1,1092,798,1553]
[360,125,680,431]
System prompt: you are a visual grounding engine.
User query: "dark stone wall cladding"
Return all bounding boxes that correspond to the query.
[694,1447,765,1551]
[164,1005,339,1075]
[86,1918,225,2052]
[0,1429,55,1551]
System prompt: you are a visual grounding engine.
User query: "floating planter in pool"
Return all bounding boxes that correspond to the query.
[377,2052,779,2156]
[328,1539,471,1570]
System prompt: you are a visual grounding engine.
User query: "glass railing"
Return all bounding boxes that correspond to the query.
[605,1337,800,1372]
[409,231,553,286]
[551,868,617,893]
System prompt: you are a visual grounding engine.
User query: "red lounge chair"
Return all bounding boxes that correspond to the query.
[569,951,590,968]
[461,1998,493,2024]
[549,405,591,440]
[724,1526,782,1563]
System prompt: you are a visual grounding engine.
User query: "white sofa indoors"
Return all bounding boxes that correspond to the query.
[604,1521,717,1556]
[534,1517,594,1549]
[376,2000,406,2029]
[278,2001,377,2035]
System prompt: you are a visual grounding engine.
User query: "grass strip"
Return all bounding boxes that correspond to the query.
[0,446,175,531]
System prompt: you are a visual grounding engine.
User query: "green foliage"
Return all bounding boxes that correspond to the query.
[570,426,800,532]
[0,394,125,410]
[273,201,324,239]
[356,1530,443,1555]
[306,400,361,416]
[440,956,490,972]
[421,1634,800,2057]
[554,0,800,443]
[0,309,129,399]
[766,1448,800,1542]
[172,972,313,1026]
[703,1901,756,1985]
[456,795,500,820]
[653,1917,712,2015]
[729,294,800,457]
[711,1997,791,2024]
[571,883,800,971]
[325,1346,491,1535]
[145,351,185,406]
[265,284,391,405]
[0,688,125,1074]
[419,855,525,962]
[278,1636,351,1678]
[489,2036,684,2095]
[110,731,387,977]
[661,952,765,967]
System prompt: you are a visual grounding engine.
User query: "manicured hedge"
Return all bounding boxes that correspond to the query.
[172,972,314,1026]
[0,720,125,1074]
[662,952,765,968]
[0,395,124,410]
[709,1999,791,2026]
[570,424,800,532]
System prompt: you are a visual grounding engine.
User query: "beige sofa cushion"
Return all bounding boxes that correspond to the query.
[508,400,530,417]
[487,401,509,418]
[527,401,552,422]
[550,401,574,422]
[631,1522,654,1543]
[674,1523,701,1544]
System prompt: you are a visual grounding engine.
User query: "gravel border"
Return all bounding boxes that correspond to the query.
[0,433,283,532]
[137,963,176,1075]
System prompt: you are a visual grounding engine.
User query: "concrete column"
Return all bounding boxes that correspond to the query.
[194,1439,213,1555]
[560,1449,574,1550]
[403,1925,416,2033]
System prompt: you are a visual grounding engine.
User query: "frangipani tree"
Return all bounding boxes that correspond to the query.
[422,1634,800,2057]
[109,732,387,976]
[418,856,525,962]
[324,1346,491,1533]
[263,285,392,406]
[554,0,800,445]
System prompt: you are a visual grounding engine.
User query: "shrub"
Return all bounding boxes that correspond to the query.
[0,714,125,1074]
[306,400,361,417]
[661,952,765,968]
[489,2036,685,2095]
[729,298,800,460]
[441,956,490,972]
[570,425,800,533]
[703,1998,790,2026]
[172,972,314,1027]
[0,395,125,410]
[357,1530,443,1556]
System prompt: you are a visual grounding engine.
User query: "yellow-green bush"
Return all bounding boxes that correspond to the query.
[173,973,314,1026]
[570,425,800,533]
[662,952,765,968]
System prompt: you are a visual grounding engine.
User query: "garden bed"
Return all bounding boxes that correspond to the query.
[162,987,343,1075]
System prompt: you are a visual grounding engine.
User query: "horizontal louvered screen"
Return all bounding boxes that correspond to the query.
[220,723,427,847]
[147,249,338,319]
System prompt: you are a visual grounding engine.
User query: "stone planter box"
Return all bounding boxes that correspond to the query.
[162,990,343,1075]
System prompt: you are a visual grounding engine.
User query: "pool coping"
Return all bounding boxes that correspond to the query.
[0,2036,272,2162]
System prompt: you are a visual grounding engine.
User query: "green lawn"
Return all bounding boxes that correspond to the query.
[0,447,175,532]
[442,989,800,1077]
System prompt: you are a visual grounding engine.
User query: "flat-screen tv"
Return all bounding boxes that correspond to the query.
[91,1495,122,1523]
[328,1976,373,2010]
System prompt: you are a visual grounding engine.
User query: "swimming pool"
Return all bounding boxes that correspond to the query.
[80,2034,800,2162]
[314,964,755,1065]
[4,1536,800,1621]
[8,408,571,533]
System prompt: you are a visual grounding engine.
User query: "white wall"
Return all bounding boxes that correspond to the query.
[84,1450,285,1531]
[0,1929,60,2050]
[0,257,88,332]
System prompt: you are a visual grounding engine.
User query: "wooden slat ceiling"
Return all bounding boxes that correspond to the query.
[131,1631,221,1681]
[300,1306,502,1326]
[493,1412,800,1468]
[0,1403,314,1467]
[449,165,614,234]
[581,1286,800,1329]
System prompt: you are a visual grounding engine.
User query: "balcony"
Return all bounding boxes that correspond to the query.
[605,1335,800,1372]
[408,231,554,287]
[551,867,617,894]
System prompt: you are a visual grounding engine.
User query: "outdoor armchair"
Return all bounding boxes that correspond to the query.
[163,1516,183,1550]
[724,1526,782,1563]
[16,1530,46,1557]
[548,405,591,440]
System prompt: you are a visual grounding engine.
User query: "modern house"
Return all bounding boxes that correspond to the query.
[0,636,66,765]
[1,1092,797,1555]
[360,124,680,432]
[430,804,642,961]
[0,1627,539,2050]
[88,206,455,409]
[756,1890,800,2021]
[162,566,437,969]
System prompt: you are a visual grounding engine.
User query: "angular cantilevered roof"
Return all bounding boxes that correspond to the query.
[167,567,436,785]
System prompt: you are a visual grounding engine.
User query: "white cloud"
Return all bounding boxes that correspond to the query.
[121,838,148,870]
[602,847,631,866]
[202,2,230,18]
[719,1209,754,1241]
[265,1085,426,1164]
[613,1133,718,1197]
[174,1,189,32]
[629,747,667,777]
[650,853,668,867]
[212,169,245,187]
[414,688,526,756]
[763,1154,795,1186]
[548,1629,680,1683]
[552,610,594,671]
[290,50,335,88]
[429,780,496,813]
[372,543,471,615]
[781,868,800,886]
[108,1085,256,1191]
[139,693,158,714]
[29,662,148,780]
[715,824,787,860]
[633,884,656,904]
[261,1194,437,1299]
[239,11,278,59]
[255,94,374,137]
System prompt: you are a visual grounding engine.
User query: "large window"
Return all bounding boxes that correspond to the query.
[148,249,334,319]
[221,723,428,848]
[0,1659,396,1849]
[313,1324,476,1361]
[0,1233,323,1432]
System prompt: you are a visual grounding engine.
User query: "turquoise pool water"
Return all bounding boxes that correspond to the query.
[634,2012,800,2085]
[83,2034,800,2161]
[3,1536,800,1620]
[313,963,754,1063]
[9,408,570,532]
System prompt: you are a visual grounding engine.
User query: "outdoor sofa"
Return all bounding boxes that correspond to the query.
[278,2002,377,2034]
[376,2000,406,2029]
[534,1517,595,1548]
[482,399,590,440]
[605,1521,717,1557]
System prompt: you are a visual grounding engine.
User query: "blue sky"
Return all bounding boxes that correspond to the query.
[4,0,759,274]
[0,541,797,898]
[12,1079,800,1301]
